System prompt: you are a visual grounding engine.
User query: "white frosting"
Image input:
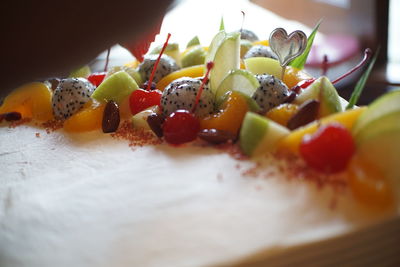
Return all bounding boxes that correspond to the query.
[0,124,397,267]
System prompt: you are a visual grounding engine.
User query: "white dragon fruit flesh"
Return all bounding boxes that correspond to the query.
[161,77,214,118]
[244,45,277,60]
[137,54,180,84]
[252,74,289,113]
[52,78,95,119]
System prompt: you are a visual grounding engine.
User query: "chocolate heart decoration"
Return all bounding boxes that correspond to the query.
[269,28,307,67]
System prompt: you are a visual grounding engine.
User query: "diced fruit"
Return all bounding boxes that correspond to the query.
[156,65,204,91]
[244,57,282,80]
[106,66,143,86]
[63,100,106,132]
[347,154,394,209]
[240,40,253,58]
[131,105,160,131]
[124,60,139,69]
[240,112,290,156]
[69,65,91,78]
[181,46,206,68]
[88,72,106,87]
[163,110,200,145]
[253,40,269,46]
[150,43,181,65]
[284,67,313,88]
[200,91,248,136]
[279,107,366,154]
[352,90,400,137]
[186,36,200,48]
[265,103,299,127]
[91,71,139,104]
[294,76,342,118]
[355,126,400,205]
[0,82,54,121]
[129,89,162,115]
[215,69,260,106]
[206,31,241,93]
[299,123,355,173]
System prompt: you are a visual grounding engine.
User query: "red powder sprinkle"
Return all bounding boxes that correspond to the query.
[8,118,31,128]
[35,132,40,138]
[111,120,162,148]
[42,119,63,133]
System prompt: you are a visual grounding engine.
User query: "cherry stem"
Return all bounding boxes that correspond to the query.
[332,48,372,84]
[322,54,328,76]
[104,47,111,72]
[192,61,214,113]
[240,11,245,32]
[146,33,171,91]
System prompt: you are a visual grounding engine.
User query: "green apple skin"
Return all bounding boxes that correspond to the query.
[240,112,290,156]
[357,129,400,204]
[244,57,282,79]
[69,65,91,78]
[91,71,138,104]
[186,36,200,48]
[206,31,241,93]
[181,46,206,68]
[106,66,142,86]
[131,105,159,131]
[353,90,400,136]
[294,76,342,117]
[215,69,260,107]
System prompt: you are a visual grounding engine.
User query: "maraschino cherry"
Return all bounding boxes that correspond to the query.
[129,33,172,115]
[87,48,111,87]
[163,61,214,145]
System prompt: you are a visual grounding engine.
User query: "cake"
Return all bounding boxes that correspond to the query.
[1,2,400,266]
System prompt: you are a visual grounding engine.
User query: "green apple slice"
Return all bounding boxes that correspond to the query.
[240,112,290,156]
[69,65,91,78]
[181,46,206,68]
[357,129,400,204]
[150,43,181,65]
[186,36,200,48]
[131,105,159,131]
[244,57,283,79]
[206,31,241,93]
[91,71,138,104]
[294,76,342,117]
[353,90,400,136]
[215,69,260,106]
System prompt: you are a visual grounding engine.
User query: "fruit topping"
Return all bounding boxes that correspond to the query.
[239,29,259,42]
[147,113,164,138]
[198,128,236,144]
[265,103,299,127]
[287,99,320,130]
[181,46,206,68]
[244,45,277,60]
[163,110,200,145]
[200,91,248,136]
[102,101,120,133]
[138,54,180,84]
[347,154,394,209]
[160,77,214,118]
[0,111,22,122]
[299,123,355,173]
[156,65,205,91]
[52,78,95,120]
[131,105,160,131]
[129,89,162,115]
[88,72,106,87]
[252,74,290,113]
[63,100,105,133]
[106,66,142,86]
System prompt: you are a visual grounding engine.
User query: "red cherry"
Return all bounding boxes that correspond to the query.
[129,89,162,115]
[299,123,355,173]
[163,110,200,145]
[88,72,106,87]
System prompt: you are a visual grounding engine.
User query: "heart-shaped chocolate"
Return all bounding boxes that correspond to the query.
[269,28,307,67]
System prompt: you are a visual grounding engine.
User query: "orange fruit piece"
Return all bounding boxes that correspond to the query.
[283,66,313,88]
[200,91,248,135]
[156,65,204,91]
[278,107,367,154]
[347,154,394,209]
[253,40,269,46]
[0,82,54,121]
[265,103,299,127]
[64,100,106,132]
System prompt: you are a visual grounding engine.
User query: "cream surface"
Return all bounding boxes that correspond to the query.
[0,125,397,267]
